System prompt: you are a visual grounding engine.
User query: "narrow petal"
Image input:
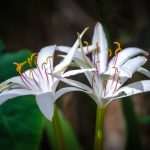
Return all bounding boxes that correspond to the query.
[37,45,56,71]
[53,27,89,74]
[62,68,96,78]
[92,22,108,73]
[73,58,93,84]
[2,76,25,86]
[105,56,147,78]
[53,75,92,92]
[56,45,96,54]
[137,67,150,78]
[0,89,34,105]
[108,47,148,69]
[120,56,147,77]
[55,87,98,105]
[114,80,150,98]
[55,87,90,100]
[36,92,54,121]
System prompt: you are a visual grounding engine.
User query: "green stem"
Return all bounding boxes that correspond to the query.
[52,104,66,150]
[94,106,105,150]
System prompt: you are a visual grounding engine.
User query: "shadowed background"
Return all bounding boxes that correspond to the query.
[0,0,150,150]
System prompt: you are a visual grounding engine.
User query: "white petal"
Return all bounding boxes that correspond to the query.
[120,56,147,77]
[55,87,90,100]
[73,58,93,84]
[62,68,96,78]
[55,87,99,106]
[56,45,96,54]
[2,76,25,86]
[108,47,148,69]
[114,80,150,98]
[36,92,54,121]
[37,45,56,71]
[0,89,34,105]
[137,67,150,78]
[92,22,108,73]
[104,68,131,78]
[53,75,92,92]
[105,56,147,78]
[53,27,89,74]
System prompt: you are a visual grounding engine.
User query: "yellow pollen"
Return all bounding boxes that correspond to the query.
[46,56,54,64]
[27,58,32,68]
[96,42,100,53]
[83,41,89,46]
[41,62,47,70]
[27,53,38,67]
[30,53,38,61]
[114,42,122,55]
[13,61,27,74]
[107,48,112,57]
[77,33,90,67]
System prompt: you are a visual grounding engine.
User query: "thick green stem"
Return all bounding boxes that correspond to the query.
[94,106,105,150]
[52,104,65,150]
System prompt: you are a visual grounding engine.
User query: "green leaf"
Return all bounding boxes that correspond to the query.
[0,96,45,150]
[0,50,45,150]
[138,115,150,124]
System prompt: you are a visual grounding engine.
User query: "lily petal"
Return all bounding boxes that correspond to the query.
[120,56,147,77]
[2,76,25,86]
[104,56,147,78]
[73,58,93,84]
[36,92,54,121]
[108,47,148,69]
[55,87,99,106]
[62,68,96,78]
[53,75,93,92]
[137,67,150,78]
[53,27,89,74]
[55,87,90,100]
[114,80,150,98]
[0,89,34,105]
[56,45,96,54]
[92,22,108,73]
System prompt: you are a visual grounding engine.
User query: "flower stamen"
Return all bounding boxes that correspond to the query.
[77,33,90,67]
[42,62,49,85]
[13,61,33,89]
[114,41,122,56]
[84,40,92,63]
[107,48,112,57]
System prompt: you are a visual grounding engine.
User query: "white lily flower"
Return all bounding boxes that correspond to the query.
[0,27,95,120]
[55,22,150,107]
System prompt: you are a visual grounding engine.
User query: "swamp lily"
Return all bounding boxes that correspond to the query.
[0,27,95,120]
[56,22,150,107]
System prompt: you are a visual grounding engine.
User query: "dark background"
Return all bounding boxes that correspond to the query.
[0,0,150,149]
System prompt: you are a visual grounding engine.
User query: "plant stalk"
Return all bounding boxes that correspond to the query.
[94,106,105,150]
[52,104,65,150]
